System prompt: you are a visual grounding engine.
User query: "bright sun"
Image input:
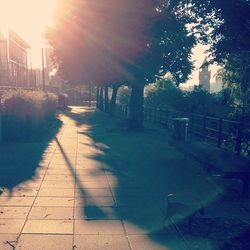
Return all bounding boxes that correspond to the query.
[0,0,56,67]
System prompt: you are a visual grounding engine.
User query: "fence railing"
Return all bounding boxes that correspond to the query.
[119,105,250,157]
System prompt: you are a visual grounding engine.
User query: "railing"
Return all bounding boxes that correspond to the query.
[119,105,250,157]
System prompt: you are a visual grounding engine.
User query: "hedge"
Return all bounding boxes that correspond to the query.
[1,90,58,140]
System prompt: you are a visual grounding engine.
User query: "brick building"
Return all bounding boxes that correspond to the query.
[0,29,34,87]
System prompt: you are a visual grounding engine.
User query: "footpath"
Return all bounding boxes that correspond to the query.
[0,107,249,249]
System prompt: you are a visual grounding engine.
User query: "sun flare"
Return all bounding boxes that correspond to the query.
[0,0,56,33]
[0,0,56,66]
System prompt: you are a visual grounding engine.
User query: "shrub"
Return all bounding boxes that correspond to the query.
[117,87,131,106]
[1,90,58,140]
[57,93,68,109]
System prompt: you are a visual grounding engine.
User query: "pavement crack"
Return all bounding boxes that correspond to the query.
[4,240,17,250]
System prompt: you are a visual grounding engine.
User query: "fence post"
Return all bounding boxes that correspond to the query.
[154,108,157,123]
[191,114,194,133]
[203,116,207,139]
[125,105,128,118]
[165,109,169,129]
[235,122,243,155]
[217,118,223,148]
[143,108,145,121]
[159,109,162,126]
[149,108,152,122]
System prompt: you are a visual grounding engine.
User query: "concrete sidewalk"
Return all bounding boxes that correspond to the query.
[0,107,188,250]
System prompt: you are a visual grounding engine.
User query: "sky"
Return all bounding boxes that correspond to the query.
[0,0,218,85]
[0,0,57,68]
[184,44,219,88]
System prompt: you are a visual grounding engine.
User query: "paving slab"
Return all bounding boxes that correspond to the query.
[75,197,115,207]
[44,174,75,181]
[0,219,26,233]
[15,180,42,188]
[128,234,188,250]
[28,206,74,220]
[76,181,110,189]
[0,197,35,207]
[75,188,113,197]
[40,181,75,189]
[123,219,166,235]
[23,220,73,234]
[16,234,73,250]
[0,207,30,219]
[77,175,108,183]
[74,206,119,220]
[34,197,74,207]
[74,220,124,235]
[38,187,75,197]
[74,235,130,250]
[46,169,73,175]
[76,169,106,176]
[46,164,73,170]
[0,187,38,197]
[0,234,19,250]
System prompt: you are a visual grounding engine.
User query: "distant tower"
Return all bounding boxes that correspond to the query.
[199,57,211,92]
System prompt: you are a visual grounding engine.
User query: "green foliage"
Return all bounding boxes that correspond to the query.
[47,0,198,130]
[47,1,196,85]
[57,93,69,109]
[144,81,227,117]
[188,0,250,64]
[117,87,131,106]
[145,78,184,109]
[185,0,250,121]
[1,90,58,140]
[217,54,250,121]
[182,86,226,116]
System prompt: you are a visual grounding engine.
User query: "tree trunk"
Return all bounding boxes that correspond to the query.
[88,82,92,107]
[104,86,109,113]
[110,85,119,116]
[128,83,144,131]
[99,86,104,111]
[96,85,100,109]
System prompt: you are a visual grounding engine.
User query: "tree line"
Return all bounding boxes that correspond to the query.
[46,0,250,130]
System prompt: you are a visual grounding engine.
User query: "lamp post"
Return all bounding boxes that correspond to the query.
[41,47,46,91]
[89,82,92,107]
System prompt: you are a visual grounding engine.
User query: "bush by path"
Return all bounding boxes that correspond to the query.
[1,90,58,140]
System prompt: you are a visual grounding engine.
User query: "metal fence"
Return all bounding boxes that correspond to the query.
[119,105,250,157]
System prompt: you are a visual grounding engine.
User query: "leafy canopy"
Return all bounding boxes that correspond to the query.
[47,0,196,85]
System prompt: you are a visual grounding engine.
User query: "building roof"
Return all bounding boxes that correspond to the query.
[9,29,31,49]
[200,57,208,69]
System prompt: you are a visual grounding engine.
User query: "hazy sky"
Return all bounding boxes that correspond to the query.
[183,44,219,88]
[0,0,56,68]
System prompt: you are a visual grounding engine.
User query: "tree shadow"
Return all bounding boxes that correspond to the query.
[63,107,222,249]
[0,118,62,194]
[54,136,109,220]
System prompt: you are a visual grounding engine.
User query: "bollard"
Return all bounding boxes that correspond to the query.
[172,118,189,141]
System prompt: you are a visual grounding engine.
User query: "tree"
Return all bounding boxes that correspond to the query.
[144,78,184,110]
[218,55,250,121]
[183,85,226,116]
[47,0,196,130]
[187,0,250,120]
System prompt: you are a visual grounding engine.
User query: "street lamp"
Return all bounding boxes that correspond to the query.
[41,47,46,91]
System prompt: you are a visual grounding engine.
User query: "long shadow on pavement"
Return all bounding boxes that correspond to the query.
[64,107,221,250]
[0,118,62,194]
